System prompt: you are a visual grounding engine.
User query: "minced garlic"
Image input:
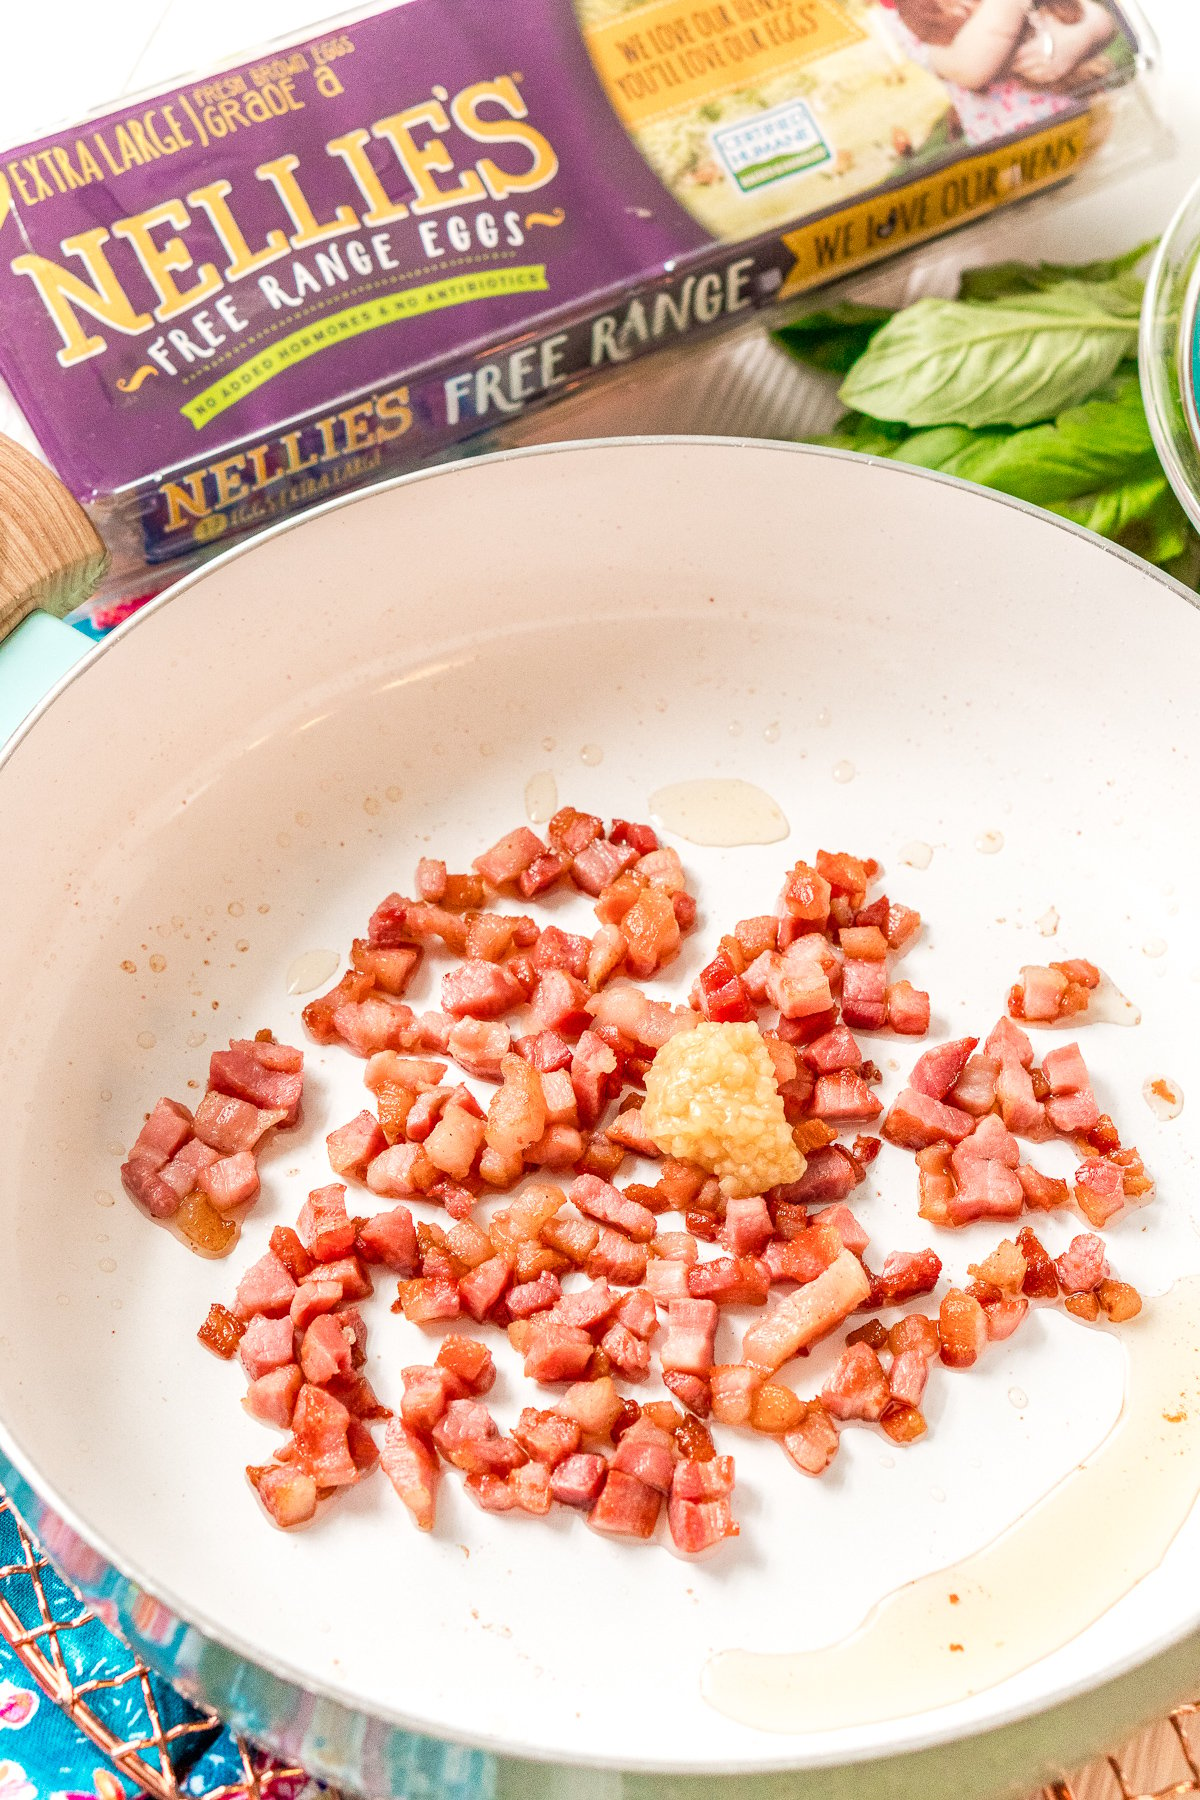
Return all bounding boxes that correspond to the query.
[641,1020,804,1197]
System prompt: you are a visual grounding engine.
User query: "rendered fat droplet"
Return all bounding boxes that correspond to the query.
[649,779,790,847]
[524,771,558,825]
[704,1279,1200,1734]
[1144,1076,1184,1120]
[900,840,932,870]
[286,948,341,996]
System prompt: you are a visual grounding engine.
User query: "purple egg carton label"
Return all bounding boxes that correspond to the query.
[0,0,1144,574]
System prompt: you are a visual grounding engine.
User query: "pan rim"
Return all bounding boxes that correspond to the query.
[2,433,1199,1777]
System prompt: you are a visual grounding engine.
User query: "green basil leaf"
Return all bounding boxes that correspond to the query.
[888,367,1159,505]
[773,302,893,374]
[820,368,1189,567]
[820,411,911,455]
[1048,474,1192,567]
[957,241,1156,302]
[838,279,1141,428]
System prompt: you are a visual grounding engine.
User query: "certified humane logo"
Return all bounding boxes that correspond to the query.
[713,100,832,194]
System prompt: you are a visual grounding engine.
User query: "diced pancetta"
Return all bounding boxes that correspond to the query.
[552,1278,619,1331]
[720,1194,773,1257]
[457,1254,512,1322]
[884,1088,974,1149]
[612,1419,676,1492]
[551,1452,609,1508]
[127,1096,193,1169]
[661,1298,719,1376]
[442,963,526,1019]
[910,1038,978,1101]
[741,1250,870,1373]
[1074,1157,1126,1227]
[507,1271,563,1318]
[193,1092,285,1155]
[887,982,930,1035]
[782,1403,840,1476]
[688,1257,770,1306]
[300,1312,354,1385]
[1046,1087,1101,1134]
[811,1071,883,1122]
[244,1368,305,1425]
[710,1363,762,1425]
[589,1469,661,1540]
[381,1420,440,1530]
[822,1342,890,1422]
[949,1054,1000,1116]
[570,1173,655,1242]
[571,838,639,896]
[869,1247,942,1306]
[355,1205,418,1273]
[786,1145,862,1205]
[366,1143,434,1198]
[239,1313,295,1382]
[802,1025,863,1073]
[1014,964,1069,1022]
[290,1277,344,1330]
[295,1184,355,1260]
[522,1319,595,1383]
[513,1408,581,1467]
[248,1461,317,1529]
[234,1251,297,1320]
[938,1289,988,1369]
[841,959,888,1030]
[889,1348,929,1407]
[121,1155,183,1220]
[1055,1232,1109,1294]
[292,1384,360,1487]
[326,1111,389,1181]
[473,827,547,889]
[210,1040,304,1125]
[196,1151,259,1211]
[446,1019,510,1080]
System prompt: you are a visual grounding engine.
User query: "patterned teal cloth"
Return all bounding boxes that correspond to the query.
[0,1497,268,1800]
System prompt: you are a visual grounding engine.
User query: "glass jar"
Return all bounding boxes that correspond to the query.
[1142,176,1200,533]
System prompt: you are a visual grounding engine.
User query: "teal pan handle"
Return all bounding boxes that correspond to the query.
[0,609,93,746]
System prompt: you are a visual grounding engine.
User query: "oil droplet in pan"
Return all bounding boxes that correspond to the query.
[1143,938,1167,959]
[286,949,341,995]
[1144,1076,1184,1120]
[580,744,603,767]
[650,779,789,847]
[900,840,932,871]
[1087,977,1142,1027]
[832,760,856,784]
[524,772,558,825]
[704,1279,1200,1734]
[975,831,1004,855]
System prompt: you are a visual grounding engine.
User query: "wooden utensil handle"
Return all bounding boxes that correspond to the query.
[0,435,108,644]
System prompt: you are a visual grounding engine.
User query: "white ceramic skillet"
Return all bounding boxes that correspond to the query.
[2,438,1200,1800]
